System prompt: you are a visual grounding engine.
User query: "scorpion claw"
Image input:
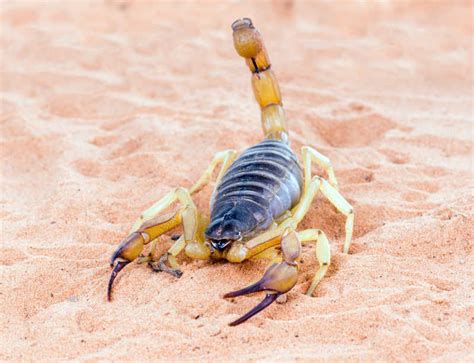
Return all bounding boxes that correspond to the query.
[224,261,298,325]
[228,293,280,326]
[223,281,267,298]
[107,231,146,301]
[110,232,145,267]
[107,260,130,301]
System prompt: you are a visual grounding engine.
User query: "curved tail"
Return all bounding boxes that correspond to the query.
[232,18,288,143]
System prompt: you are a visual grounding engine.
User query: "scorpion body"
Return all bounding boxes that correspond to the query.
[206,139,303,251]
[107,18,354,326]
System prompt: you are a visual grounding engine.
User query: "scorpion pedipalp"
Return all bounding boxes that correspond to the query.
[107,209,183,300]
[224,260,298,326]
[224,229,300,326]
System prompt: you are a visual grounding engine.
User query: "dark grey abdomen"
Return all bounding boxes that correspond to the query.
[210,140,303,235]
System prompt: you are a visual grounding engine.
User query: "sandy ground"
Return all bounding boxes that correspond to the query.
[1,1,473,361]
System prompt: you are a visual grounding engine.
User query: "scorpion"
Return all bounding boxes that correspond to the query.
[107,18,354,326]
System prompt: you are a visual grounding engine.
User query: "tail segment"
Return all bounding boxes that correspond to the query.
[232,18,289,143]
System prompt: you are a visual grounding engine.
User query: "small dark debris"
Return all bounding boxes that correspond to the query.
[171,234,181,241]
[50,221,56,225]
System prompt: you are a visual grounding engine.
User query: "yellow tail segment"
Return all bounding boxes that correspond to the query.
[232,18,289,143]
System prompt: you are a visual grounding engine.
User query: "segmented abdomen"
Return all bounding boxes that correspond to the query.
[211,139,303,232]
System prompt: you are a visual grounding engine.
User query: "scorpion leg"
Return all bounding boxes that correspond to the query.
[142,213,210,272]
[301,146,338,190]
[189,149,237,194]
[292,174,354,254]
[298,229,332,296]
[129,150,236,232]
[108,188,204,300]
[224,228,301,326]
[144,235,186,272]
[319,179,354,253]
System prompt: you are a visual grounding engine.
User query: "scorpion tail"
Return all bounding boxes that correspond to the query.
[232,18,289,143]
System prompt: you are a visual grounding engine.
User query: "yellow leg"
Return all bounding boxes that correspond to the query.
[320,179,354,254]
[132,188,200,255]
[291,175,354,253]
[132,188,210,264]
[147,213,210,273]
[130,148,235,232]
[189,149,237,194]
[302,146,338,190]
[129,187,192,233]
[148,235,186,277]
[296,143,353,252]
[167,236,186,268]
[138,236,185,267]
[290,176,321,224]
[298,229,331,296]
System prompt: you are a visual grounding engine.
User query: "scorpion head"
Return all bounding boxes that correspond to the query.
[205,206,255,252]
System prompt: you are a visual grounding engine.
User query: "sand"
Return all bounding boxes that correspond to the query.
[1,1,473,361]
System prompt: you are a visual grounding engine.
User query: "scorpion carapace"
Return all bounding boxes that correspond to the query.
[206,139,303,248]
[107,18,354,326]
